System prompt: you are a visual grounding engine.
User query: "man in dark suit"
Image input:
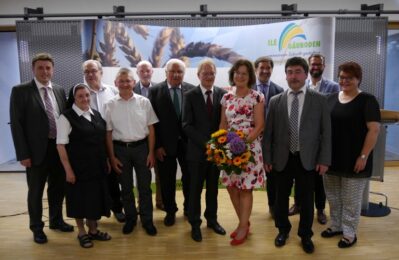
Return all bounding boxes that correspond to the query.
[9,53,73,244]
[182,59,226,242]
[134,60,163,211]
[252,56,284,219]
[148,59,195,226]
[263,57,331,254]
[289,53,339,224]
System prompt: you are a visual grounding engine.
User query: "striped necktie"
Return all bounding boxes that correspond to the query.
[289,91,302,153]
[43,87,57,139]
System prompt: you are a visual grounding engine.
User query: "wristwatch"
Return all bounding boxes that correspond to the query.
[360,154,367,160]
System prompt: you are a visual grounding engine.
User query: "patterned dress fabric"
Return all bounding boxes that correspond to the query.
[220,87,265,189]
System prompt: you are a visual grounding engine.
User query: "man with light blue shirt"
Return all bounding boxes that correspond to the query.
[133,60,164,211]
[81,59,125,223]
[253,56,283,219]
[307,53,339,95]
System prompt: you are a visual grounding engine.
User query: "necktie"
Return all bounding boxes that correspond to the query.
[259,83,269,101]
[205,90,213,118]
[172,88,180,118]
[43,87,57,139]
[289,91,302,153]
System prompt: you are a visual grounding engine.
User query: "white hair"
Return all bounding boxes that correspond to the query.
[137,60,153,69]
[165,58,186,72]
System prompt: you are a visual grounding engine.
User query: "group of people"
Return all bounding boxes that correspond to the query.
[9,52,380,253]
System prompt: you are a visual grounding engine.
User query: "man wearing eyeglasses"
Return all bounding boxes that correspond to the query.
[148,59,195,227]
[81,59,126,223]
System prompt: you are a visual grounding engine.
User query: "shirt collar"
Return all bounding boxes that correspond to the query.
[72,103,94,116]
[288,84,307,95]
[308,78,322,89]
[88,82,107,93]
[256,79,270,87]
[167,82,181,89]
[34,77,52,90]
[200,85,213,95]
[116,93,135,101]
[140,81,152,89]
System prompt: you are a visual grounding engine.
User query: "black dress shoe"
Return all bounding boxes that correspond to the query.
[301,237,315,254]
[164,213,176,226]
[275,233,289,247]
[33,230,48,244]
[191,227,202,242]
[143,223,157,236]
[338,236,357,248]
[49,221,74,232]
[122,219,137,234]
[207,222,226,235]
[321,228,343,238]
[114,212,126,223]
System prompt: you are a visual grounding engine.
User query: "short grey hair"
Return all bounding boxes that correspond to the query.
[165,58,186,72]
[82,59,103,72]
[115,67,135,81]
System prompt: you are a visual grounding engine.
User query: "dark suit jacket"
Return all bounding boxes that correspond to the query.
[133,81,156,97]
[252,81,284,105]
[182,86,227,162]
[263,88,331,171]
[148,80,195,157]
[9,80,66,165]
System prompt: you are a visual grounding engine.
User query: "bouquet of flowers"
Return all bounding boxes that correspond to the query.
[206,129,254,175]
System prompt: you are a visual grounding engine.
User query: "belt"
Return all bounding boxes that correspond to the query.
[290,151,300,157]
[113,138,147,148]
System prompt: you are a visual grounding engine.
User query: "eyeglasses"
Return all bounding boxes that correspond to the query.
[338,76,355,82]
[84,70,99,75]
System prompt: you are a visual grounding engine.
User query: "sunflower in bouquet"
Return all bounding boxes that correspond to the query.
[206,129,254,175]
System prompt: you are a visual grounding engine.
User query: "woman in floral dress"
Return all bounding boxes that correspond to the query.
[219,59,265,246]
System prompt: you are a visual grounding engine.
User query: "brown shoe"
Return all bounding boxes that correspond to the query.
[288,204,300,216]
[317,210,327,225]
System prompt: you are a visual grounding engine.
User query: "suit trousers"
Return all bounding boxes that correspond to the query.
[275,153,315,238]
[293,172,326,210]
[157,139,190,215]
[107,169,123,213]
[114,143,153,225]
[266,170,277,208]
[187,160,220,227]
[26,139,66,232]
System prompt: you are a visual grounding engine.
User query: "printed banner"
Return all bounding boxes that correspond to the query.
[82,17,335,88]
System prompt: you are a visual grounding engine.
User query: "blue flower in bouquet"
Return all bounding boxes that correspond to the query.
[226,131,239,142]
[229,137,246,155]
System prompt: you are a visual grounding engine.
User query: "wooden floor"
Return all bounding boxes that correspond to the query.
[0,168,399,260]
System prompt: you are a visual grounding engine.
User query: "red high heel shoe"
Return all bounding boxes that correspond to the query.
[230,221,250,239]
[230,227,249,246]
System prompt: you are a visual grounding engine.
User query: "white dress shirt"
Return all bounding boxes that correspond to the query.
[88,82,118,118]
[105,93,159,142]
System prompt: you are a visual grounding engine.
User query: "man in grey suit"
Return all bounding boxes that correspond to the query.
[253,56,284,219]
[263,57,331,254]
[182,59,226,242]
[134,60,163,210]
[148,59,195,226]
[9,53,73,244]
[289,53,339,224]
